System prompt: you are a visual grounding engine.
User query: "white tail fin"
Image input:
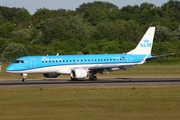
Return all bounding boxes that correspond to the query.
[127,27,155,55]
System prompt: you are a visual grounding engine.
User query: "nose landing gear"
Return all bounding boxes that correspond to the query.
[21,73,27,82]
[22,78,27,82]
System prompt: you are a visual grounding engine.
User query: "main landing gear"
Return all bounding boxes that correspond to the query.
[89,72,97,81]
[21,73,27,82]
[71,77,78,81]
[89,75,97,81]
[70,76,97,81]
[70,75,97,81]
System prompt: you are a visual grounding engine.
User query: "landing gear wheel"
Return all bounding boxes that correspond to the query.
[22,78,27,82]
[71,77,78,81]
[89,76,97,81]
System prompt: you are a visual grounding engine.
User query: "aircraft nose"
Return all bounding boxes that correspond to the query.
[6,64,15,73]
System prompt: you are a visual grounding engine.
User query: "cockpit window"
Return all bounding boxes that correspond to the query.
[13,60,24,63]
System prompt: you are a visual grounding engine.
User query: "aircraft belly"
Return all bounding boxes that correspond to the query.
[10,63,138,74]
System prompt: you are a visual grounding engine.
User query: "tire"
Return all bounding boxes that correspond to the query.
[22,78,27,82]
[71,77,78,81]
[89,76,97,81]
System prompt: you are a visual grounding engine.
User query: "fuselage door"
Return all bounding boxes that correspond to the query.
[30,57,36,68]
[126,55,131,64]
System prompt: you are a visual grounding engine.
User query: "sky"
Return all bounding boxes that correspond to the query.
[0,0,169,14]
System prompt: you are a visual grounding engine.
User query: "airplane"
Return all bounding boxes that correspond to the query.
[6,27,174,82]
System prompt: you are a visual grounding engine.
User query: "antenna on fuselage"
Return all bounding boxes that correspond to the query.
[83,51,90,55]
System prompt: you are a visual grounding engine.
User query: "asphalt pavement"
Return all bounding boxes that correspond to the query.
[1,78,180,87]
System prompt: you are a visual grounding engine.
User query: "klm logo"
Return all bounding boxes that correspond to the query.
[140,39,152,47]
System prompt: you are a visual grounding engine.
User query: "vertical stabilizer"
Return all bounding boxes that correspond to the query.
[127,27,155,55]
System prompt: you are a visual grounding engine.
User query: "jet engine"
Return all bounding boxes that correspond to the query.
[70,68,88,79]
[43,73,60,78]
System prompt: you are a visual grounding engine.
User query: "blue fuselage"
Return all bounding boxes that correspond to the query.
[6,54,148,74]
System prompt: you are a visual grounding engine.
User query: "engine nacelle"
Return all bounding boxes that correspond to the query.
[43,73,60,78]
[70,68,88,79]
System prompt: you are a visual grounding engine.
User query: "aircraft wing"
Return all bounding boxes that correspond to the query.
[88,56,148,73]
[146,53,175,62]
[87,53,174,73]
[88,64,132,70]
[88,64,134,74]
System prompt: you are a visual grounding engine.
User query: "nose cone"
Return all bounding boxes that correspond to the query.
[6,64,15,73]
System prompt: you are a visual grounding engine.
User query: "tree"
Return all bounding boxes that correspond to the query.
[33,8,52,21]
[154,26,172,42]
[172,25,180,40]
[120,5,140,21]
[76,1,118,25]
[0,22,15,38]
[0,1,179,62]
[0,38,7,54]
[139,3,157,25]
[10,29,30,43]
[161,0,180,30]
[42,17,70,44]
[0,6,30,26]
[1,43,28,62]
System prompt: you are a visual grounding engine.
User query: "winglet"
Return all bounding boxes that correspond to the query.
[127,27,155,55]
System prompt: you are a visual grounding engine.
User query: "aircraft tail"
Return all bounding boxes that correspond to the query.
[127,27,155,55]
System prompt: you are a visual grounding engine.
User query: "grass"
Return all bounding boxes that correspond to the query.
[0,86,180,120]
[0,63,180,119]
[0,63,180,80]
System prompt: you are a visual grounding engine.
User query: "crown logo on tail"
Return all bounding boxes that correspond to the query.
[143,39,149,43]
[140,39,152,47]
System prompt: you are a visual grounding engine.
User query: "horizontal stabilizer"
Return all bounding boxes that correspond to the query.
[146,53,175,61]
